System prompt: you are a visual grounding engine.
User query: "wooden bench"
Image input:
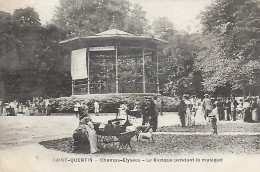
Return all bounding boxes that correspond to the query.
[96,131,137,152]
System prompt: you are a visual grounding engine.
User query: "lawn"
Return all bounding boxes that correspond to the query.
[39,121,260,155]
[158,121,260,133]
[39,134,260,155]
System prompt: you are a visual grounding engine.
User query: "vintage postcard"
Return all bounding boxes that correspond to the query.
[0,0,259,172]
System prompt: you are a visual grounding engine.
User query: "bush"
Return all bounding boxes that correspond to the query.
[49,94,180,113]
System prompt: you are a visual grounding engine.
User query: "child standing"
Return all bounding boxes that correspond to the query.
[209,104,218,134]
[74,102,80,118]
[94,101,99,116]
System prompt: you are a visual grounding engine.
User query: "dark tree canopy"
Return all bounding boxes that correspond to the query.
[0,7,69,101]
[1,0,260,101]
[152,17,176,40]
[196,0,260,96]
[151,17,203,97]
[52,0,150,37]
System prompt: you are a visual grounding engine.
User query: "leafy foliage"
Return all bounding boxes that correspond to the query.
[49,94,179,113]
[151,17,203,96]
[52,0,150,37]
[0,8,70,101]
[2,0,260,101]
[196,0,260,95]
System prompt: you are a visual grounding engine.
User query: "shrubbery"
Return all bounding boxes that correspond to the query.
[49,94,180,113]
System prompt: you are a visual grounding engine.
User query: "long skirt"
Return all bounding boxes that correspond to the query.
[85,126,98,153]
[195,107,206,125]
[252,109,258,122]
[219,108,225,120]
[244,108,251,122]
[211,117,217,134]
[149,116,158,131]
[185,108,192,126]
[73,129,90,153]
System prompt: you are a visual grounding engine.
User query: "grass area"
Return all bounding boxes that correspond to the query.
[39,134,260,155]
[158,122,260,133]
[39,121,260,155]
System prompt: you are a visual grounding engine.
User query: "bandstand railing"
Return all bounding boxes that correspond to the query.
[90,83,116,94]
[146,82,157,93]
[73,82,157,95]
[118,82,143,93]
[74,84,88,95]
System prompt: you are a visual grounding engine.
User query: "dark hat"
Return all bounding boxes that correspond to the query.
[79,116,91,124]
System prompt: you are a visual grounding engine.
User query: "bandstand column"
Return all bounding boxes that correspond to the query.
[87,47,90,94]
[115,44,119,93]
[72,80,74,95]
[156,47,159,94]
[142,47,146,93]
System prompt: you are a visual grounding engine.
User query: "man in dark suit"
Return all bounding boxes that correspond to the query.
[178,96,187,127]
[230,94,239,121]
[141,98,150,125]
[149,96,160,132]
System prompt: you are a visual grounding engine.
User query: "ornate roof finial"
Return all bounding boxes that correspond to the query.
[112,15,115,24]
[110,14,118,30]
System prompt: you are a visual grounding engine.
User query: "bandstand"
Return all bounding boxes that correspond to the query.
[60,29,167,95]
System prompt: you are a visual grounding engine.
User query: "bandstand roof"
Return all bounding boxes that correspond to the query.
[60,29,168,50]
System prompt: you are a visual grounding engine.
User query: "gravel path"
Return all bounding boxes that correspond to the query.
[0,113,259,172]
[1,113,259,150]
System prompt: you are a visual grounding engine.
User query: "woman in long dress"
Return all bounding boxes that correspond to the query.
[194,99,206,125]
[18,103,23,114]
[24,106,30,116]
[184,95,192,126]
[251,98,259,123]
[79,116,99,153]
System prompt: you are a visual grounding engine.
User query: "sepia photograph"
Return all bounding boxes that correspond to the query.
[0,0,260,171]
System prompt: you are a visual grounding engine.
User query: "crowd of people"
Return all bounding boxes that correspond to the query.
[178,94,260,133]
[0,97,51,116]
[74,97,162,132]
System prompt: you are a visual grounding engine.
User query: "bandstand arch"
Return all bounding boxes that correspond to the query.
[60,29,167,95]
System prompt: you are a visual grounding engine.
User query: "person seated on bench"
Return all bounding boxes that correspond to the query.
[103,120,115,135]
[73,115,99,154]
[114,121,124,134]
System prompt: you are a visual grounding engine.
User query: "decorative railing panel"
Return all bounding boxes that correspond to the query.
[90,83,116,94]
[73,82,157,95]
[118,82,143,93]
[146,82,157,93]
[74,84,88,95]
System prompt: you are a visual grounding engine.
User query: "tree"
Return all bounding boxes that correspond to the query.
[52,0,150,37]
[0,8,69,101]
[197,0,260,96]
[151,17,203,96]
[152,17,176,40]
